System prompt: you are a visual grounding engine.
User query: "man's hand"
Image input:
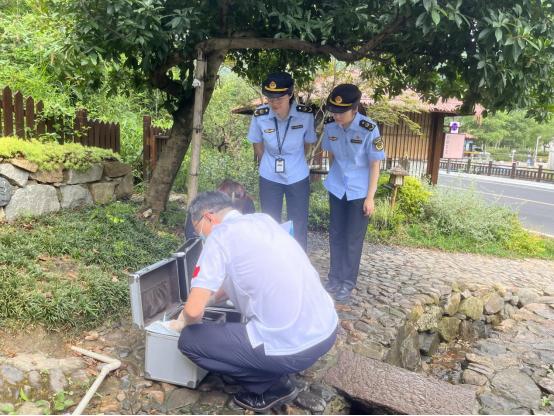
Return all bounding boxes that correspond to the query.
[363,196,375,217]
[166,319,186,332]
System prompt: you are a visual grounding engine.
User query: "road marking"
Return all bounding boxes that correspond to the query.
[439,175,554,194]
[438,185,554,207]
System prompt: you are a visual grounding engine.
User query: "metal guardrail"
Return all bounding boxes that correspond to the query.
[440,158,554,184]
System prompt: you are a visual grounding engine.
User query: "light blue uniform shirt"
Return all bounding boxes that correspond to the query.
[248,102,317,185]
[322,113,385,200]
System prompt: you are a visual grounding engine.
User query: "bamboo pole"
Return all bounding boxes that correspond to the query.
[186,49,207,206]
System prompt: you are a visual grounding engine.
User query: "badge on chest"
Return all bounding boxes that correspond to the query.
[350,137,363,144]
[275,158,285,173]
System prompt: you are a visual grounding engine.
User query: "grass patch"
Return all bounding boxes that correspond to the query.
[0,136,119,171]
[0,201,180,330]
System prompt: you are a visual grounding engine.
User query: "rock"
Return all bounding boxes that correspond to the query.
[16,402,44,415]
[353,341,386,360]
[537,377,554,394]
[493,283,507,297]
[10,158,38,173]
[0,365,24,384]
[418,332,440,356]
[459,320,477,341]
[479,392,527,414]
[146,389,164,405]
[491,368,542,409]
[475,339,507,356]
[59,185,93,209]
[444,293,461,316]
[483,292,504,314]
[323,395,350,414]
[85,331,99,341]
[0,403,15,414]
[89,182,116,204]
[415,306,442,331]
[28,370,41,387]
[0,163,29,187]
[64,164,103,184]
[461,289,472,299]
[462,369,488,386]
[437,317,461,342]
[295,390,326,413]
[525,303,554,320]
[538,296,554,304]
[0,207,5,221]
[30,168,63,184]
[4,184,60,221]
[503,303,518,319]
[115,172,133,199]
[116,391,126,402]
[310,383,336,403]
[199,391,228,407]
[48,368,67,393]
[103,161,132,178]
[544,285,554,297]
[0,177,13,207]
[517,288,540,307]
[467,363,494,377]
[166,388,201,411]
[386,323,421,371]
[485,314,502,326]
[459,297,484,320]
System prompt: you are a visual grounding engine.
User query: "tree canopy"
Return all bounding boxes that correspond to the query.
[63,0,554,215]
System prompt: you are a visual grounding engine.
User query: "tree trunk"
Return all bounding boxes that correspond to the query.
[144,50,226,220]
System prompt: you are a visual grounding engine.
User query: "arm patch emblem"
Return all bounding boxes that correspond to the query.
[373,137,384,151]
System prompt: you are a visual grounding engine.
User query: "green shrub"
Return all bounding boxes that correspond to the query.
[367,198,406,240]
[0,136,119,171]
[397,176,431,219]
[308,181,329,230]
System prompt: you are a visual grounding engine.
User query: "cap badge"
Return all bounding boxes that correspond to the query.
[269,81,277,89]
[335,96,343,104]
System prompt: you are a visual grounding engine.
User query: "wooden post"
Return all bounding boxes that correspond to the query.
[446,159,451,173]
[2,86,14,136]
[186,49,207,206]
[14,91,24,138]
[487,160,493,176]
[426,113,445,185]
[143,116,152,181]
[537,165,543,182]
[511,162,517,179]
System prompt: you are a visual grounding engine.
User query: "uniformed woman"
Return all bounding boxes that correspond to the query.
[247,72,317,251]
[321,84,385,302]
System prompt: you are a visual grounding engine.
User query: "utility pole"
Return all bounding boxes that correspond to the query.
[533,136,541,166]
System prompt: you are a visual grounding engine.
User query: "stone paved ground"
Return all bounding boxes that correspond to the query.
[1,232,553,414]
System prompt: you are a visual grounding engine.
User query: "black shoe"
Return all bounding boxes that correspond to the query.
[324,279,342,294]
[334,285,352,302]
[233,379,298,413]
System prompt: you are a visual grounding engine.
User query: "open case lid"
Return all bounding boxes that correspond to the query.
[129,256,182,329]
[175,238,203,302]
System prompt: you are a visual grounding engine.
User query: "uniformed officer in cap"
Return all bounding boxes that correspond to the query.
[321,84,385,302]
[247,72,317,251]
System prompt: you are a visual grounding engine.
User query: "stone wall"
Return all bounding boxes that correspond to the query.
[0,159,133,222]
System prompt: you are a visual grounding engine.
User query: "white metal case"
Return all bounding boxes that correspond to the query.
[128,238,241,388]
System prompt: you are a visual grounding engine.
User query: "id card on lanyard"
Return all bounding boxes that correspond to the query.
[274,117,292,174]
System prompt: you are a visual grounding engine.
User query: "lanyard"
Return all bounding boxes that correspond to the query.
[274,116,292,155]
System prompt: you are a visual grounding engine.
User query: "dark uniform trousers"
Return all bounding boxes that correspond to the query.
[259,176,309,251]
[328,192,369,290]
[178,322,337,394]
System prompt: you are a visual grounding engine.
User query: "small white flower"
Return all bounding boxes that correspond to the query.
[192,79,202,88]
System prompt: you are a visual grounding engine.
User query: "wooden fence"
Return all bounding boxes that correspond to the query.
[143,115,170,181]
[440,158,554,184]
[0,86,120,153]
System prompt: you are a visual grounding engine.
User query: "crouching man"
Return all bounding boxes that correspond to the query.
[176,191,338,412]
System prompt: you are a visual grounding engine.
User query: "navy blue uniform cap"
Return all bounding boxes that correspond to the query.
[326,84,362,113]
[262,72,294,98]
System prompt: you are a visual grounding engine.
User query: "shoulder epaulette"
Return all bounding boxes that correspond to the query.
[359,119,375,131]
[324,116,335,125]
[254,107,269,117]
[296,104,313,114]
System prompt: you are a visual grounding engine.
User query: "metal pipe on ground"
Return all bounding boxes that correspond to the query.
[70,346,121,416]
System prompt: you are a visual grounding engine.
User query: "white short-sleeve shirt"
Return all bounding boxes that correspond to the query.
[191,210,338,356]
